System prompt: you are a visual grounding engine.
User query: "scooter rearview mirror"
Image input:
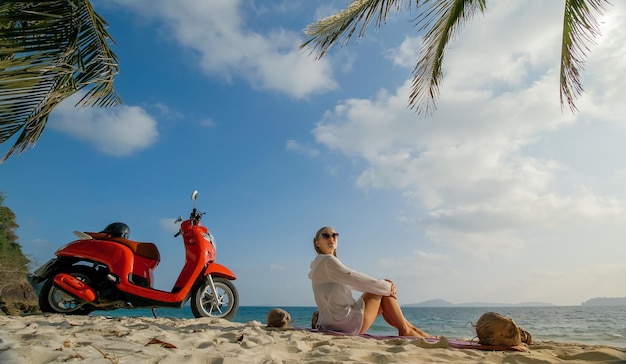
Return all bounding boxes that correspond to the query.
[191,190,199,210]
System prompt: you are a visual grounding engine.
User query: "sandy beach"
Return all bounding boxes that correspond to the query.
[1,314,624,363]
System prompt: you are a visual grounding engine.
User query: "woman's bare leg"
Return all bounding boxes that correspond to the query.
[380,296,430,337]
[360,293,383,333]
[380,311,431,337]
[360,293,430,337]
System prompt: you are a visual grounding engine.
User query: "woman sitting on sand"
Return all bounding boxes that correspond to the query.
[308,226,432,337]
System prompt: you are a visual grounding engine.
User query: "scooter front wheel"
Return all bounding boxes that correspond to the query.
[190,276,239,320]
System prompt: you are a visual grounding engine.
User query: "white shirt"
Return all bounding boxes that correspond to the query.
[308,254,392,334]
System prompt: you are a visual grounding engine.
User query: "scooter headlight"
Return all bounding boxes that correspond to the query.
[202,232,216,249]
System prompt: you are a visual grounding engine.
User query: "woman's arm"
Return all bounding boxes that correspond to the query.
[324,256,392,295]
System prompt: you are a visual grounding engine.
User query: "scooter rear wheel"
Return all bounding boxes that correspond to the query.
[39,266,96,315]
[190,277,238,320]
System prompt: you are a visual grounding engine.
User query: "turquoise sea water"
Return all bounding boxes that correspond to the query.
[91,305,626,348]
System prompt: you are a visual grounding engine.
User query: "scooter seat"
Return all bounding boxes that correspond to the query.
[85,232,161,262]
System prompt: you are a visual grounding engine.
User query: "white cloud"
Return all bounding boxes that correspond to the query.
[286,139,319,157]
[311,2,343,21]
[199,118,217,128]
[152,102,184,121]
[520,263,626,304]
[160,218,180,233]
[577,7,626,124]
[385,36,422,69]
[311,1,626,258]
[50,94,158,156]
[108,0,337,98]
[28,238,49,249]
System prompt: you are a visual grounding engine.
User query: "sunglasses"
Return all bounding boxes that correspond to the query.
[321,232,339,239]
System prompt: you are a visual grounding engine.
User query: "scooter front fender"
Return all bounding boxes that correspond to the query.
[203,263,236,280]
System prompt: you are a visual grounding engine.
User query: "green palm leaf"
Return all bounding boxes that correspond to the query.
[301,0,610,117]
[411,0,485,116]
[0,0,121,162]
[300,0,413,58]
[560,0,608,112]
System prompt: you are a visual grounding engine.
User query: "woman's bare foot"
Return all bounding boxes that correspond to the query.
[407,322,432,338]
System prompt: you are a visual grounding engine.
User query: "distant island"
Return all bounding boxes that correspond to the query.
[581,297,626,306]
[403,299,554,308]
[405,297,626,307]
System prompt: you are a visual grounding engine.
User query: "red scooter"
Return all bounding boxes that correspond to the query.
[32,191,239,320]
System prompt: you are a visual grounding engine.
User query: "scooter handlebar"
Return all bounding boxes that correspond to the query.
[173,209,205,237]
[189,209,206,226]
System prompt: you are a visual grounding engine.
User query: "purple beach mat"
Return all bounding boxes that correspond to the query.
[293,328,529,352]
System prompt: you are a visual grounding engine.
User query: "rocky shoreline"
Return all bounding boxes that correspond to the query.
[0,279,40,316]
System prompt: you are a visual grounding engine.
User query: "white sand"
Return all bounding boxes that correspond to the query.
[1,314,624,363]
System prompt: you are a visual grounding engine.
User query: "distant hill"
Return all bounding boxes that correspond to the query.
[405,299,455,307]
[581,297,626,306]
[404,299,554,307]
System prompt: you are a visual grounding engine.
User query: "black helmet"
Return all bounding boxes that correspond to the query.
[101,222,130,239]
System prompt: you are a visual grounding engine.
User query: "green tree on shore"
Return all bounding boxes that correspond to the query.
[0,0,121,162]
[301,0,610,116]
[0,193,29,291]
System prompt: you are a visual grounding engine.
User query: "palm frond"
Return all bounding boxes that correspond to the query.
[300,0,414,59]
[560,0,609,112]
[0,0,121,162]
[410,0,485,116]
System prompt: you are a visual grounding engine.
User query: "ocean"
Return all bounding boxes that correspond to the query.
[90,305,626,348]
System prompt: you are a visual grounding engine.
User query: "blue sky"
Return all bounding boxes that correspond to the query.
[2,0,625,307]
